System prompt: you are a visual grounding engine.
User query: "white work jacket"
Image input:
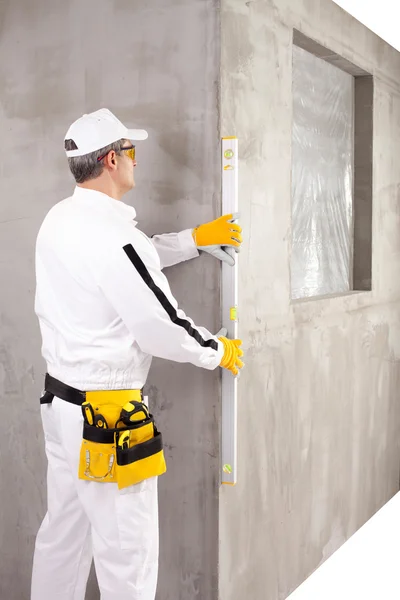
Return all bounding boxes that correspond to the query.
[35,186,223,390]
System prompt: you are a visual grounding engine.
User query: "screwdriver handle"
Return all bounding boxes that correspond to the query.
[118,430,130,450]
[82,401,95,426]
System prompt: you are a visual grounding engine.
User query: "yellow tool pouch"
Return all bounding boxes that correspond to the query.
[78,389,166,489]
[115,423,166,489]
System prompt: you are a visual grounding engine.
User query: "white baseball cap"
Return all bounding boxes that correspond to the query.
[64,108,148,157]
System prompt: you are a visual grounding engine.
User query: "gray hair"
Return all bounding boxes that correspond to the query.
[64,138,125,184]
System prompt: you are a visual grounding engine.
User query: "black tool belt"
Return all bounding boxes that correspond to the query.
[40,373,86,406]
[40,373,143,406]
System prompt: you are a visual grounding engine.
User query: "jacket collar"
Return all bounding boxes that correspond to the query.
[73,186,137,222]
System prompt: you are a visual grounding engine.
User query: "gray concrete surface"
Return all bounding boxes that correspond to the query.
[220,1,400,599]
[0,1,220,598]
[2,1,400,599]
[354,75,374,291]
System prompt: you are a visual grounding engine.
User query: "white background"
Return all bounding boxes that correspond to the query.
[287,493,400,599]
[333,0,400,50]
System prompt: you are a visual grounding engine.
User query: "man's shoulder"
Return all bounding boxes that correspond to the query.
[36,195,73,240]
[39,195,74,225]
[104,219,152,252]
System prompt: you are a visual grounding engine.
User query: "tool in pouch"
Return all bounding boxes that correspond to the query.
[79,390,166,489]
[82,401,108,429]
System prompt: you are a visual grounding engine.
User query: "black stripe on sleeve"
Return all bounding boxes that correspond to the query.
[123,244,219,351]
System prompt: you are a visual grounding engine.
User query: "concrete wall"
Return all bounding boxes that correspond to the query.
[220,1,400,599]
[0,1,220,598]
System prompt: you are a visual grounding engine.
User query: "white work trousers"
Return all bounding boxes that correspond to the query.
[31,396,159,600]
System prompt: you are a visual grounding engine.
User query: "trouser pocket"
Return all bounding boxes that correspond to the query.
[115,476,159,551]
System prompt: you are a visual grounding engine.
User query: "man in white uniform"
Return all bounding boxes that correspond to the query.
[31,108,244,600]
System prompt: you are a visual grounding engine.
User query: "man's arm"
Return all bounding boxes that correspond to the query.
[96,228,223,370]
[151,214,242,269]
[151,229,199,270]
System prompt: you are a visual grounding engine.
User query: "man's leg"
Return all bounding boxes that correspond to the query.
[31,401,92,600]
[54,396,160,600]
[87,477,159,600]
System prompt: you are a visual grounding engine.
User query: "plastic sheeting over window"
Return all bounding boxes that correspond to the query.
[291,45,354,300]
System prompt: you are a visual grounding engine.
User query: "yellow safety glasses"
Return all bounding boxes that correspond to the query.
[97,145,136,163]
[121,145,136,161]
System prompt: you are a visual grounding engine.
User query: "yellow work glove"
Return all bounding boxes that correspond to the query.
[218,336,244,376]
[192,213,242,266]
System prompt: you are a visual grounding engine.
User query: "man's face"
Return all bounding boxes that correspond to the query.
[117,141,137,193]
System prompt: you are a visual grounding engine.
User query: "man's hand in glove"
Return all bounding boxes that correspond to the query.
[218,336,244,376]
[192,213,242,266]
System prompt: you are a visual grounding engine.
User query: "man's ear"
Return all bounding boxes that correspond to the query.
[105,151,117,170]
